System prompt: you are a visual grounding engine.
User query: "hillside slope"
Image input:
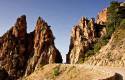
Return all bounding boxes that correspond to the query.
[85,26,125,67]
[24,64,124,80]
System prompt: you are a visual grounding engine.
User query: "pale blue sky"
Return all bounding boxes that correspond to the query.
[0,0,124,62]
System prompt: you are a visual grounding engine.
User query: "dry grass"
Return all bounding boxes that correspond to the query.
[24,64,116,80]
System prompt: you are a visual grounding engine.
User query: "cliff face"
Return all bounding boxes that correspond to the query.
[25,17,62,76]
[0,15,62,79]
[84,2,125,67]
[96,8,107,24]
[66,17,106,64]
[0,15,27,79]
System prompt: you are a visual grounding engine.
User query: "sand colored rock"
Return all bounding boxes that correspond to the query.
[96,8,107,24]
[67,17,106,64]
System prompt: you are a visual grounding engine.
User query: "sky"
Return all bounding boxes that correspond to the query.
[0,0,124,62]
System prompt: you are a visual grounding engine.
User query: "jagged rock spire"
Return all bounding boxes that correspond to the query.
[0,15,62,79]
[66,16,106,64]
[36,16,44,26]
[0,15,28,79]
[96,8,107,24]
[12,15,27,38]
[25,16,62,76]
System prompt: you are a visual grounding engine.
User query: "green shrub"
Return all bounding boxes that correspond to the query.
[40,60,47,67]
[84,37,109,61]
[84,50,94,61]
[120,19,125,26]
[93,42,101,53]
[77,58,84,64]
[107,1,120,23]
[52,66,60,76]
[85,50,94,57]
[81,1,125,62]
[106,1,121,39]
[106,52,113,61]
[102,38,109,45]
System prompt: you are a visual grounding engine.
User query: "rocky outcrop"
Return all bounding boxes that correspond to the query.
[0,15,27,79]
[84,2,125,67]
[85,27,125,67]
[96,8,107,24]
[67,17,94,64]
[25,17,62,76]
[66,17,106,64]
[0,15,62,79]
[120,2,125,6]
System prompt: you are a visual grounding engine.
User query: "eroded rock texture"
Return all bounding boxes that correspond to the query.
[66,17,106,64]
[0,15,62,79]
[25,17,62,76]
[96,8,107,24]
[0,15,27,79]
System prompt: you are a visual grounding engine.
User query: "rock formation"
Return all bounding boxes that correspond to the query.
[120,2,125,6]
[67,17,94,64]
[25,17,62,76]
[66,16,106,64]
[84,2,125,67]
[96,8,107,24]
[0,15,62,79]
[0,15,27,79]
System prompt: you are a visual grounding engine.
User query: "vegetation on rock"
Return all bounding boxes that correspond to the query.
[52,65,60,76]
[69,1,125,63]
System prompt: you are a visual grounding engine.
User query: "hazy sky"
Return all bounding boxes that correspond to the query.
[0,0,124,62]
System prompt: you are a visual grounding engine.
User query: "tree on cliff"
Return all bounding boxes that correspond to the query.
[105,1,120,40]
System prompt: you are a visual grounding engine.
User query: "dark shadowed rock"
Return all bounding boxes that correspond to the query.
[0,15,27,79]
[0,67,9,80]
